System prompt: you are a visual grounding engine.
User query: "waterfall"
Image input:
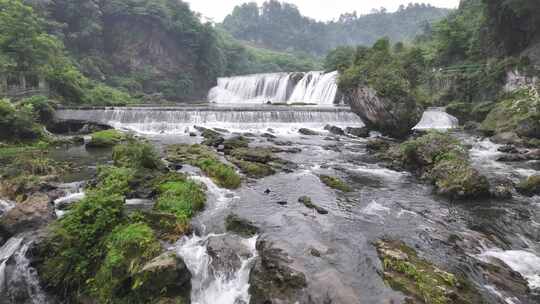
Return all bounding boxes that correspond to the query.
[0,237,49,304]
[412,107,459,131]
[209,71,339,105]
[56,107,364,135]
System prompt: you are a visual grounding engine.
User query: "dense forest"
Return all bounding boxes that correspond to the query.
[222,1,451,56]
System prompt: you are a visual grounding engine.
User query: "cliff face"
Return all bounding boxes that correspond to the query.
[28,0,221,102]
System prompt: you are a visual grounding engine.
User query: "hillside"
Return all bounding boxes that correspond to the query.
[222,1,451,56]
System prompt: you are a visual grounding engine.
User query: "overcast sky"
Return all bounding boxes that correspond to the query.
[184,0,460,22]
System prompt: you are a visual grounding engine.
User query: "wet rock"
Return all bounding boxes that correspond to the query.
[214,128,230,133]
[262,133,277,139]
[298,128,319,136]
[264,189,271,195]
[477,259,530,300]
[491,132,523,145]
[496,154,527,162]
[207,234,253,278]
[276,201,288,206]
[202,129,225,147]
[272,140,294,146]
[375,239,483,304]
[249,239,307,304]
[497,145,519,154]
[490,179,514,199]
[270,146,302,154]
[298,196,328,215]
[225,214,259,237]
[223,136,250,154]
[345,126,369,138]
[308,247,321,257]
[347,86,422,139]
[189,132,197,137]
[324,125,345,136]
[134,252,191,301]
[0,193,55,239]
[463,121,480,131]
[230,158,276,178]
[230,148,275,164]
[516,175,540,196]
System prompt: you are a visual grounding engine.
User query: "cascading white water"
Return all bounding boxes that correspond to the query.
[288,71,339,105]
[209,71,339,105]
[0,199,15,217]
[56,107,364,135]
[0,237,49,304]
[412,107,459,131]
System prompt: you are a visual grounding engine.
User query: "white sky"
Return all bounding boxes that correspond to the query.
[184,0,460,22]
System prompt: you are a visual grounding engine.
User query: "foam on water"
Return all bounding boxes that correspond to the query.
[0,199,15,216]
[209,71,339,105]
[413,107,459,131]
[56,107,364,135]
[176,234,258,304]
[480,249,540,290]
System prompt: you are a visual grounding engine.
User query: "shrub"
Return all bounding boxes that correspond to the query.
[113,141,163,170]
[87,129,125,148]
[0,99,42,142]
[154,174,206,221]
[93,223,161,302]
[19,95,56,125]
[196,158,241,189]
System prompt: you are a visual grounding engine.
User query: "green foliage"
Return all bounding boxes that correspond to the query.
[18,95,55,124]
[93,223,161,302]
[481,87,540,137]
[376,240,481,304]
[40,166,134,295]
[87,130,126,148]
[154,174,206,221]
[166,144,242,189]
[222,1,450,56]
[324,46,355,72]
[319,175,352,192]
[0,99,42,142]
[113,141,163,170]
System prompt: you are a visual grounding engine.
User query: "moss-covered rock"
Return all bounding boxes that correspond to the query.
[392,132,490,199]
[165,144,241,189]
[113,141,164,170]
[229,158,275,178]
[230,147,275,164]
[133,252,191,303]
[298,196,328,214]
[481,88,540,138]
[93,223,162,302]
[319,175,352,192]
[87,129,126,148]
[154,173,206,223]
[375,240,483,304]
[225,213,259,237]
[516,175,540,196]
[222,136,250,153]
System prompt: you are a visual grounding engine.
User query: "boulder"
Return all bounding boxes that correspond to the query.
[249,239,308,304]
[134,252,191,300]
[298,196,328,215]
[206,234,253,278]
[491,132,523,145]
[298,128,319,136]
[345,127,369,138]
[324,125,345,136]
[516,175,540,196]
[347,86,422,139]
[0,193,55,239]
[225,214,259,237]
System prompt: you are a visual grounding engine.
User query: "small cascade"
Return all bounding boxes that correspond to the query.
[0,237,49,304]
[176,234,257,304]
[480,249,540,290]
[56,107,364,135]
[209,71,339,105]
[53,182,86,218]
[0,199,15,217]
[412,107,459,131]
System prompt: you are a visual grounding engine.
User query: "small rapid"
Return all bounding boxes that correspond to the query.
[174,173,257,304]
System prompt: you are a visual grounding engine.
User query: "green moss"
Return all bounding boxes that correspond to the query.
[87,129,126,148]
[230,147,275,163]
[376,240,482,304]
[319,175,352,192]
[516,175,540,196]
[223,136,249,153]
[395,132,490,199]
[481,88,540,137]
[113,141,163,170]
[39,166,134,295]
[225,214,259,237]
[93,223,161,302]
[166,144,241,189]
[154,175,206,221]
[229,158,275,178]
